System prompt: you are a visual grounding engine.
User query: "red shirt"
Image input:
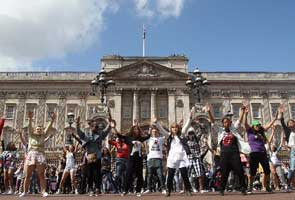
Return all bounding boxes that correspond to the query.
[0,118,5,137]
[109,140,129,158]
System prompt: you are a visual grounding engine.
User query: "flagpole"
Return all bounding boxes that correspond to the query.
[142,24,146,57]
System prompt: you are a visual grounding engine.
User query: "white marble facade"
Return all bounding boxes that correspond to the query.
[1,55,295,151]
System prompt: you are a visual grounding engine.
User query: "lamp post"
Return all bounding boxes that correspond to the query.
[90,68,115,103]
[64,112,75,146]
[185,67,209,112]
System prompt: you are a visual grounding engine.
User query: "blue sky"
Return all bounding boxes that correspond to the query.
[1,0,295,72]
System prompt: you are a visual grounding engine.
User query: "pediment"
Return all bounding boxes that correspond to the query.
[107,60,189,81]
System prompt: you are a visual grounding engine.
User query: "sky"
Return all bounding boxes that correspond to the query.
[0,0,295,72]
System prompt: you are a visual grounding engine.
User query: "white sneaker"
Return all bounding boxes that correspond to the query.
[75,189,79,195]
[7,189,13,195]
[89,191,94,196]
[136,193,141,197]
[42,192,49,197]
[161,189,167,195]
[179,190,185,194]
[143,190,150,194]
[200,190,208,194]
[193,188,198,193]
[56,189,61,194]
[19,192,26,197]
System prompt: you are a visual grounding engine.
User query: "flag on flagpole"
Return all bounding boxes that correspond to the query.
[143,24,146,39]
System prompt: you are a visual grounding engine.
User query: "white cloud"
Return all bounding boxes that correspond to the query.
[133,0,185,19]
[0,0,120,71]
[0,0,186,71]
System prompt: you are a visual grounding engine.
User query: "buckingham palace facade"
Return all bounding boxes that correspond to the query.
[1,55,295,153]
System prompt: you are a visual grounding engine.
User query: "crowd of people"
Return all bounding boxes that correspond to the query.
[0,103,294,197]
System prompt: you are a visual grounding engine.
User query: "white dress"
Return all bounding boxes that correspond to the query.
[167,136,190,169]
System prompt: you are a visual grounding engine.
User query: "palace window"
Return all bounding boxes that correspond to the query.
[232,103,240,118]
[270,103,280,118]
[87,104,97,119]
[158,100,168,119]
[140,100,150,119]
[251,103,261,119]
[212,104,222,118]
[25,103,37,120]
[46,104,57,122]
[5,104,16,119]
[67,104,78,117]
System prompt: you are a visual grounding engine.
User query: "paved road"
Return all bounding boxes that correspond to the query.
[1,191,295,200]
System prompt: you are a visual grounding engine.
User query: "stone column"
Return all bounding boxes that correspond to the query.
[150,88,157,120]
[55,91,67,148]
[79,91,88,126]
[168,89,176,126]
[132,89,139,121]
[112,88,122,131]
[182,90,190,121]
[16,92,26,129]
[260,91,271,125]
[37,92,47,127]
[0,92,7,116]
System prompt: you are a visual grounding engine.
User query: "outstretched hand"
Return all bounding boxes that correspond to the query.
[110,120,116,128]
[203,103,211,112]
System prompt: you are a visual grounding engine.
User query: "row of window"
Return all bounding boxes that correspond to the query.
[212,103,295,119]
[4,101,169,122]
[4,104,101,122]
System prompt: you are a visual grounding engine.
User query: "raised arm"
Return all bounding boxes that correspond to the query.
[0,118,5,137]
[205,104,215,124]
[18,128,27,146]
[75,116,85,140]
[28,111,34,137]
[263,112,278,131]
[154,121,169,136]
[268,126,276,145]
[44,113,56,137]
[182,107,194,135]
[243,106,251,131]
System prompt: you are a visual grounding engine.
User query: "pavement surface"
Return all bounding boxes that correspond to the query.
[1,191,295,200]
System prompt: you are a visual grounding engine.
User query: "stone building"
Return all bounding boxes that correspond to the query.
[0,55,295,159]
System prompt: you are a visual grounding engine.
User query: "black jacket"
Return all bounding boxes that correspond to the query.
[167,134,191,156]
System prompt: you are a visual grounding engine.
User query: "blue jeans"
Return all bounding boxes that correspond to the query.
[115,158,128,192]
[288,148,295,181]
[146,158,165,191]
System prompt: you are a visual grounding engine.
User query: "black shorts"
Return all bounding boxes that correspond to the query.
[249,152,270,176]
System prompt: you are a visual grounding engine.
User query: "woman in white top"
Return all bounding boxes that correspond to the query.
[268,126,288,191]
[156,121,192,197]
[57,144,78,195]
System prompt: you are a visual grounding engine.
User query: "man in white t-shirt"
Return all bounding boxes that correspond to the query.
[144,123,168,194]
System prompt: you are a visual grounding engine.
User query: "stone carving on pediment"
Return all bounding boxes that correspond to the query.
[134,65,159,78]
